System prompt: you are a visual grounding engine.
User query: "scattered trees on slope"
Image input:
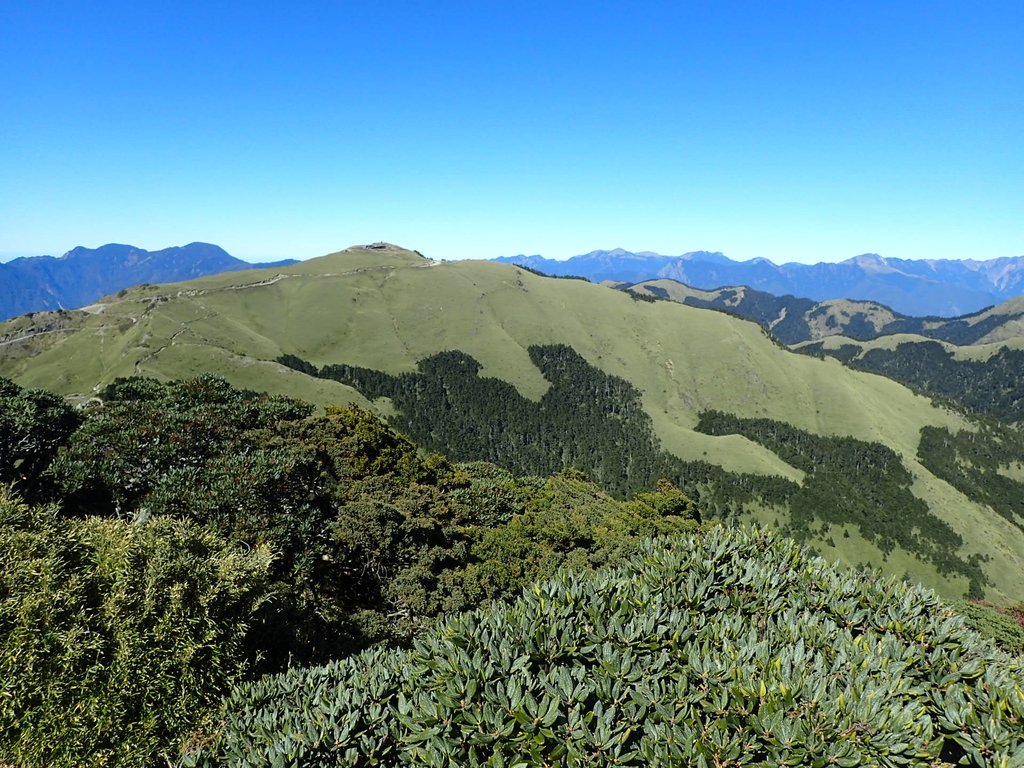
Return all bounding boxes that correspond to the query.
[286,346,798,505]
[918,421,1024,532]
[803,341,1024,423]
[696,410,983,593]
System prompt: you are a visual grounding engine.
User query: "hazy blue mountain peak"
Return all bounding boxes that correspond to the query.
[0,242,297,321]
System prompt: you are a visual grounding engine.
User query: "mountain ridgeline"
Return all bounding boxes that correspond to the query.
[0,242,296,321]
[498,248,1024,316]
[3,244,1024,603]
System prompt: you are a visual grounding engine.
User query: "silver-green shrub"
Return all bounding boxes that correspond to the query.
[187,526,1024,767]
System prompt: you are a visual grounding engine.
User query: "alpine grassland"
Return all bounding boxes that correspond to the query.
[2,245,1024,602]
[630,278,1024,423]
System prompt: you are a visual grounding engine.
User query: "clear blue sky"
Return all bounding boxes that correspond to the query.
[2,1,1021,264]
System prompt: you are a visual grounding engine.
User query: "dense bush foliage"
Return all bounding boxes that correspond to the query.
[951,600,1024,657]
[0,486,273,768]
[20,374,699,666]
[46,375,351,663]
[0,374,701,766]
[0,377,81,501]
[186,526,1024,768]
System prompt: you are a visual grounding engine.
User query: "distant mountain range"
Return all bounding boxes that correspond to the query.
[495,249,1024,317]
[0,242,296,321]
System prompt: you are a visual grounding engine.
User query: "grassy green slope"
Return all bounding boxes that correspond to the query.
[806,298,903,338]
[631,278,737,304]
[968,297,1024,345]
[2,244,1022,600]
